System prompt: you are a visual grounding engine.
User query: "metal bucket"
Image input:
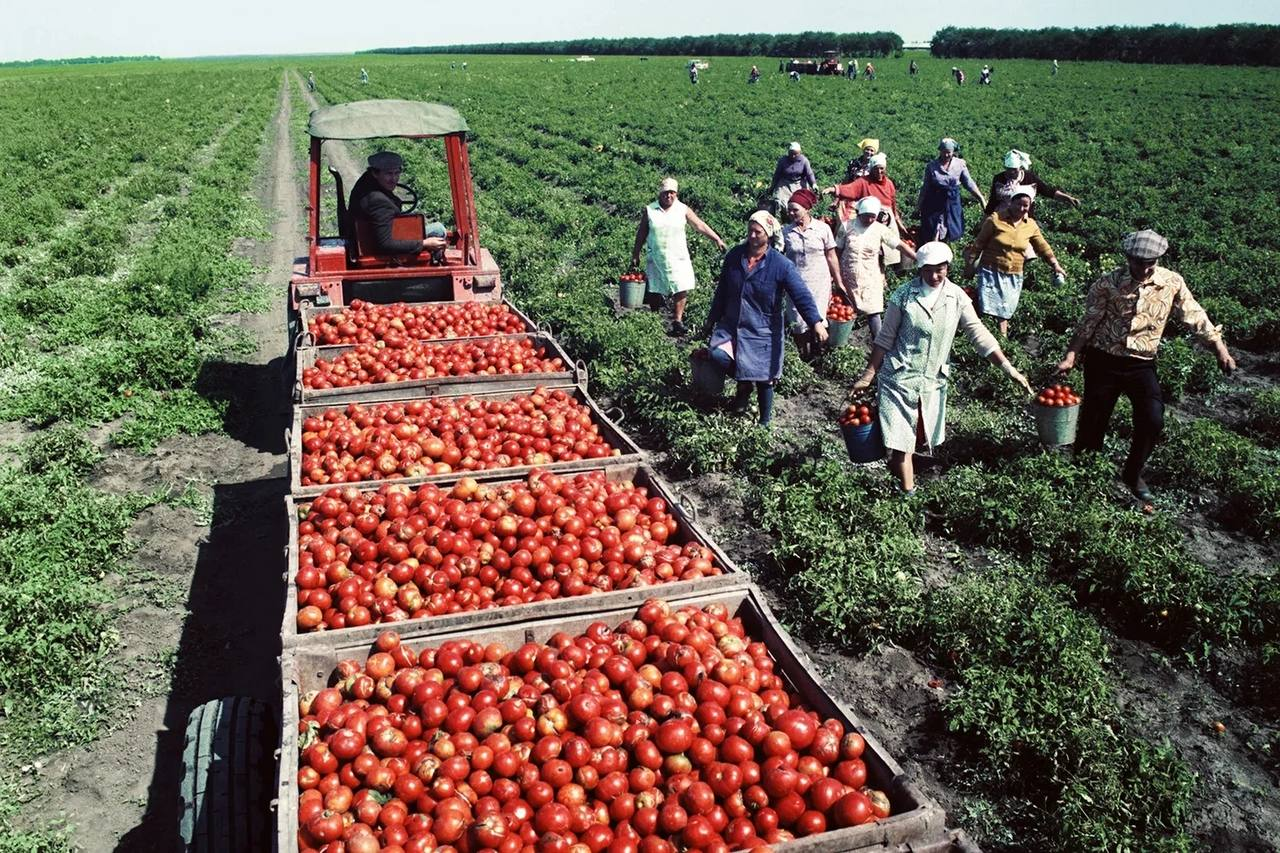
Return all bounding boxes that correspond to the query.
[618,278,646,308]
[827,318,855,348]
[690,357,728,397]
[1031,402,1080,447]
[841,420,886,463]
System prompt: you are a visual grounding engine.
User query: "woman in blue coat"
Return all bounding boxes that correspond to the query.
[704,211,829,424]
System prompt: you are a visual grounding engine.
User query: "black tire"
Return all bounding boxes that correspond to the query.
[179,696,277,853]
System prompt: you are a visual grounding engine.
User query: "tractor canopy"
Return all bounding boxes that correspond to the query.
[308,100,469,140]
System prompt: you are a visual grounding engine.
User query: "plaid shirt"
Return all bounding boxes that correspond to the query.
[1069,266,1222,360]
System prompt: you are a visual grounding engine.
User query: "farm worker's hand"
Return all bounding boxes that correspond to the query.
[1055,351,1076,374]
[1000,360,1034,396]
[713,237,727,252]
[812,321,829,343]
[1215,342,1237,375]
[850,368,875,394]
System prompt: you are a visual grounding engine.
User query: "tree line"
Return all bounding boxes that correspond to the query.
[930,24,1280,66]
[365,31,904,59]
[0,55,161,68]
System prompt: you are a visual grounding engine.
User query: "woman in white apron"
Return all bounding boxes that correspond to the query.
[836,197,917,344]
[631,177,726,335]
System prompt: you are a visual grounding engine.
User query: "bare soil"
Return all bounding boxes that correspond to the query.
[21,70,1279,853]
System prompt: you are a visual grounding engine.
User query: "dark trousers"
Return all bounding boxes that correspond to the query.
[708,346,776,424]
[1075,348,1164,481]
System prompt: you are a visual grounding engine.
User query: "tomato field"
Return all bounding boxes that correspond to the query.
[0,52,1277,852]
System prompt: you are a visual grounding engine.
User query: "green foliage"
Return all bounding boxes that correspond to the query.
[0,454,145,760]
[1242,388,1280,448]
[926,562,1197,853]
[751,459,926,644]
[930,451,1253,650]
[18,426,102,477]
[1151,418,1280,540]
[1155,338,1221,403]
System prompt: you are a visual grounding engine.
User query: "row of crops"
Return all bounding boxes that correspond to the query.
[301,55,1280,850]
[0,61,284,847]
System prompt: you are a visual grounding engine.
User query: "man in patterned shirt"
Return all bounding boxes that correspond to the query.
[1057,229,1236,500]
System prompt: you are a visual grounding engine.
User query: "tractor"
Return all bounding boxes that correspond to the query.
[289,99,503,317]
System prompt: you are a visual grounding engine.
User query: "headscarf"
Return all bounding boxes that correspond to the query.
[788,188,818,210]
[868,153,887,170]
[858,138,880,153]
[856,197,882,217]
[659,177,679,193]
[748,210,784,251]
[1003,149,1032,170]
[939,138,958,152]
[1009,184,1037,201]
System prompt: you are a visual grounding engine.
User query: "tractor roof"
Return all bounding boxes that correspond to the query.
[308,100,469,140]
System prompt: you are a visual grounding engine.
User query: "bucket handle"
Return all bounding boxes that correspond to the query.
[678,493,699,523]
[604,406,626,424]
[294,330,315,349]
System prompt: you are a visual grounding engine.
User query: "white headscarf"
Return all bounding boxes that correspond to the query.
[1003,149,1032,169]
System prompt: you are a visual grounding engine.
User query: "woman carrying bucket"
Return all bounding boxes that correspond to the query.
[836,197,917,345]
[850,242,1032,495]
[631,177,727,337]
[704,211,829,425]
[782,188,845,360]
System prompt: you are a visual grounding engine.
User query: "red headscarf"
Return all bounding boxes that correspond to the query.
[788,188,818,209]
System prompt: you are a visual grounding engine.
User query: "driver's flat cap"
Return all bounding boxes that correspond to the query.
[368,151,404,171]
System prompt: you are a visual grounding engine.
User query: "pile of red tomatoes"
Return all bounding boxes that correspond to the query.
[838,389,877,428]
[308,301,528,346]
[826,295,855,323]
[298,388,622,487]
[295,600,892,853]
[618,272,647,285]
[294,471,724,632]
[1035,383,1081,408]
[301,339,564,390]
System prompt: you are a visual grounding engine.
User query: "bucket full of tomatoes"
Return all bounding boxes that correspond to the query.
[826,295,856,348]
[838,389,885,462]
[618,271,647,309]
[689,347,728,397]
[1031,383,1081,447]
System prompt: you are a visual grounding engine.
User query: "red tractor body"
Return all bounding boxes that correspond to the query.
[290,100,502,312]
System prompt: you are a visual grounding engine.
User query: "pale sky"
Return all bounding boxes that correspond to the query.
[4,0,1278,62]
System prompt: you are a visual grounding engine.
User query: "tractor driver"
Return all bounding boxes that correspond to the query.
[348,151,447,257]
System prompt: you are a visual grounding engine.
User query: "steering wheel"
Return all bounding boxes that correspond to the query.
[395,183,419,214]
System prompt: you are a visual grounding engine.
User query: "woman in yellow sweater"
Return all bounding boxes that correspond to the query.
[964,187,1067,337]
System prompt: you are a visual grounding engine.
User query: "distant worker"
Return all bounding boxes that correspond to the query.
[951,66,965,85]
[689,62,699,84]
[360,67,369,85]
[631,177,727,336]
[979,65,992,85]
[1056,230,1236,500]
[909,59,919,76]
[843,138,880,183]
[348,151,447,258]
[768,141,817,214]
[1052,59,1059,76]
[917,137,985,243]
[307,71,315,92]
[863,61,876,81]
[789,70,801,82]
[849,58,860,78]
[748,65,761,84]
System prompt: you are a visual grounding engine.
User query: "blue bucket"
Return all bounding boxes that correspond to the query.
[840,420,885,463]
